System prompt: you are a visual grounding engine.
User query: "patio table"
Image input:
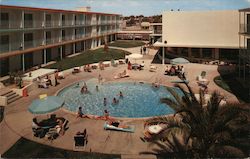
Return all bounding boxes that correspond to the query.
[148,125,163,134]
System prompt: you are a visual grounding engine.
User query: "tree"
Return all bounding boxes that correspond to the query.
[144,82,250,158]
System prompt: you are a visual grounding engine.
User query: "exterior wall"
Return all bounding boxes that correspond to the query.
[9,55,22,72]
[163,10,239,48]
[0,5,121,76]
[33,50,43,65]
[51,47,60,60]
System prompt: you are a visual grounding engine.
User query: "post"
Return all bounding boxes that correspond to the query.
[60,46,63,60]
[43,49,47,64]
[22,54,25,72]
[162,40,167,65]
[162,47,165,65]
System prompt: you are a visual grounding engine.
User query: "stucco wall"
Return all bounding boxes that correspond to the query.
[162,10,240,48]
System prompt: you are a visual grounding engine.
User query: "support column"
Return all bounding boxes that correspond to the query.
[73,43,76,54]
[60,46,63,60]
[214,48,219,60]
[22,54,25,72]
[43,49,47,64]
[22,31,25,72]
[162,47,165,65]
[199,48,203,58]
[21,11,24,28]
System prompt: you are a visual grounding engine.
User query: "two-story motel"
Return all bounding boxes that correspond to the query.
[0,5,121,77]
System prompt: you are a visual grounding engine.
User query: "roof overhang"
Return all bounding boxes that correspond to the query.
[153,42,239,49]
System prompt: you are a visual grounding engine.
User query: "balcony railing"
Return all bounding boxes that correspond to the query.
[240,24,250,34]
[0,20,22,29]
[153,30,162,34]
[75,34,85,39]
[24,20,34,28]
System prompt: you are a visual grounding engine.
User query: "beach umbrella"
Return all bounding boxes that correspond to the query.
[170,58,190,65]
[28,96,64,114]
[128,53,143,63]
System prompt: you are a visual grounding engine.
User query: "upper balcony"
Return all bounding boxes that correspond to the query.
[239,24,250,35]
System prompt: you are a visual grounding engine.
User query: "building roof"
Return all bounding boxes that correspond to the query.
[0,5,121,16]
[239,8,250,12]
[153,41,239,49]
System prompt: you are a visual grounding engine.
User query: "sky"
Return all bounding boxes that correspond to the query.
[1,0,250,16]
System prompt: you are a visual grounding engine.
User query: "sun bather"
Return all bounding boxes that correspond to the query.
[107,120,129,129]
[114,70,129,79]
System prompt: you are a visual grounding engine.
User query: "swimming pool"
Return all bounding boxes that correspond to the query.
[58,79,179,118]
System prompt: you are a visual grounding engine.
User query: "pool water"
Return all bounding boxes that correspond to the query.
[58,79,178,118]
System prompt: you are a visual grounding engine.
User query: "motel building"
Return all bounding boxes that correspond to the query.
[0,5,121,77]
[154,10,247,65]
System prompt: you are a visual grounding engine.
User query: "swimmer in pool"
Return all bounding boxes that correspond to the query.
[112,97,119,104]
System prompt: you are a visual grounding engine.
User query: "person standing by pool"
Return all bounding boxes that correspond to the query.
[128,61,132,70]
[104,109,109,120]
[77,107,86,118]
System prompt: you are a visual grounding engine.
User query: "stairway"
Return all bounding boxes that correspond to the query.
[0,89,22,105]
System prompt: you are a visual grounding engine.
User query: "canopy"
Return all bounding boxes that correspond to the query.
[170,58,190,65]
[28,96,64,114]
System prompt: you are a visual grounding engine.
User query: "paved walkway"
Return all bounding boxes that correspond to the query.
[0,46,239,155]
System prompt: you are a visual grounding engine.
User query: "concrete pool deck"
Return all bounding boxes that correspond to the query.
[0,46,239,156]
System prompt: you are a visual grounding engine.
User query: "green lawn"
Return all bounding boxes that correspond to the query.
[3,138,120,158]
[46,48,131,71]
[108,40,145,48]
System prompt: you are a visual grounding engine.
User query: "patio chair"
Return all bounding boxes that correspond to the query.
[111,59,118,67]
[149,65,157,72]
[74,135,87,150]
[72,67,81,74]
[46,128,59,141]
[57,72,65,79]
[201,71,206,78]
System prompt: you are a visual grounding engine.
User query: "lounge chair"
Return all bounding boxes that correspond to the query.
[72,67,81,74]
[111,59,118,67]
[103,121,135,133]
[114,73,130,79]
[149,65,157,72]
[57,72,65,79]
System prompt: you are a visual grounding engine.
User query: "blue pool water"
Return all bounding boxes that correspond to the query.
[58,79,179,118]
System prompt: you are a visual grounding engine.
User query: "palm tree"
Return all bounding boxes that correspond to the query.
[144,83,250,158]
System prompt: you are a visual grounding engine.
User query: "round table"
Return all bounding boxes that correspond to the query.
[148,125,163,134]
